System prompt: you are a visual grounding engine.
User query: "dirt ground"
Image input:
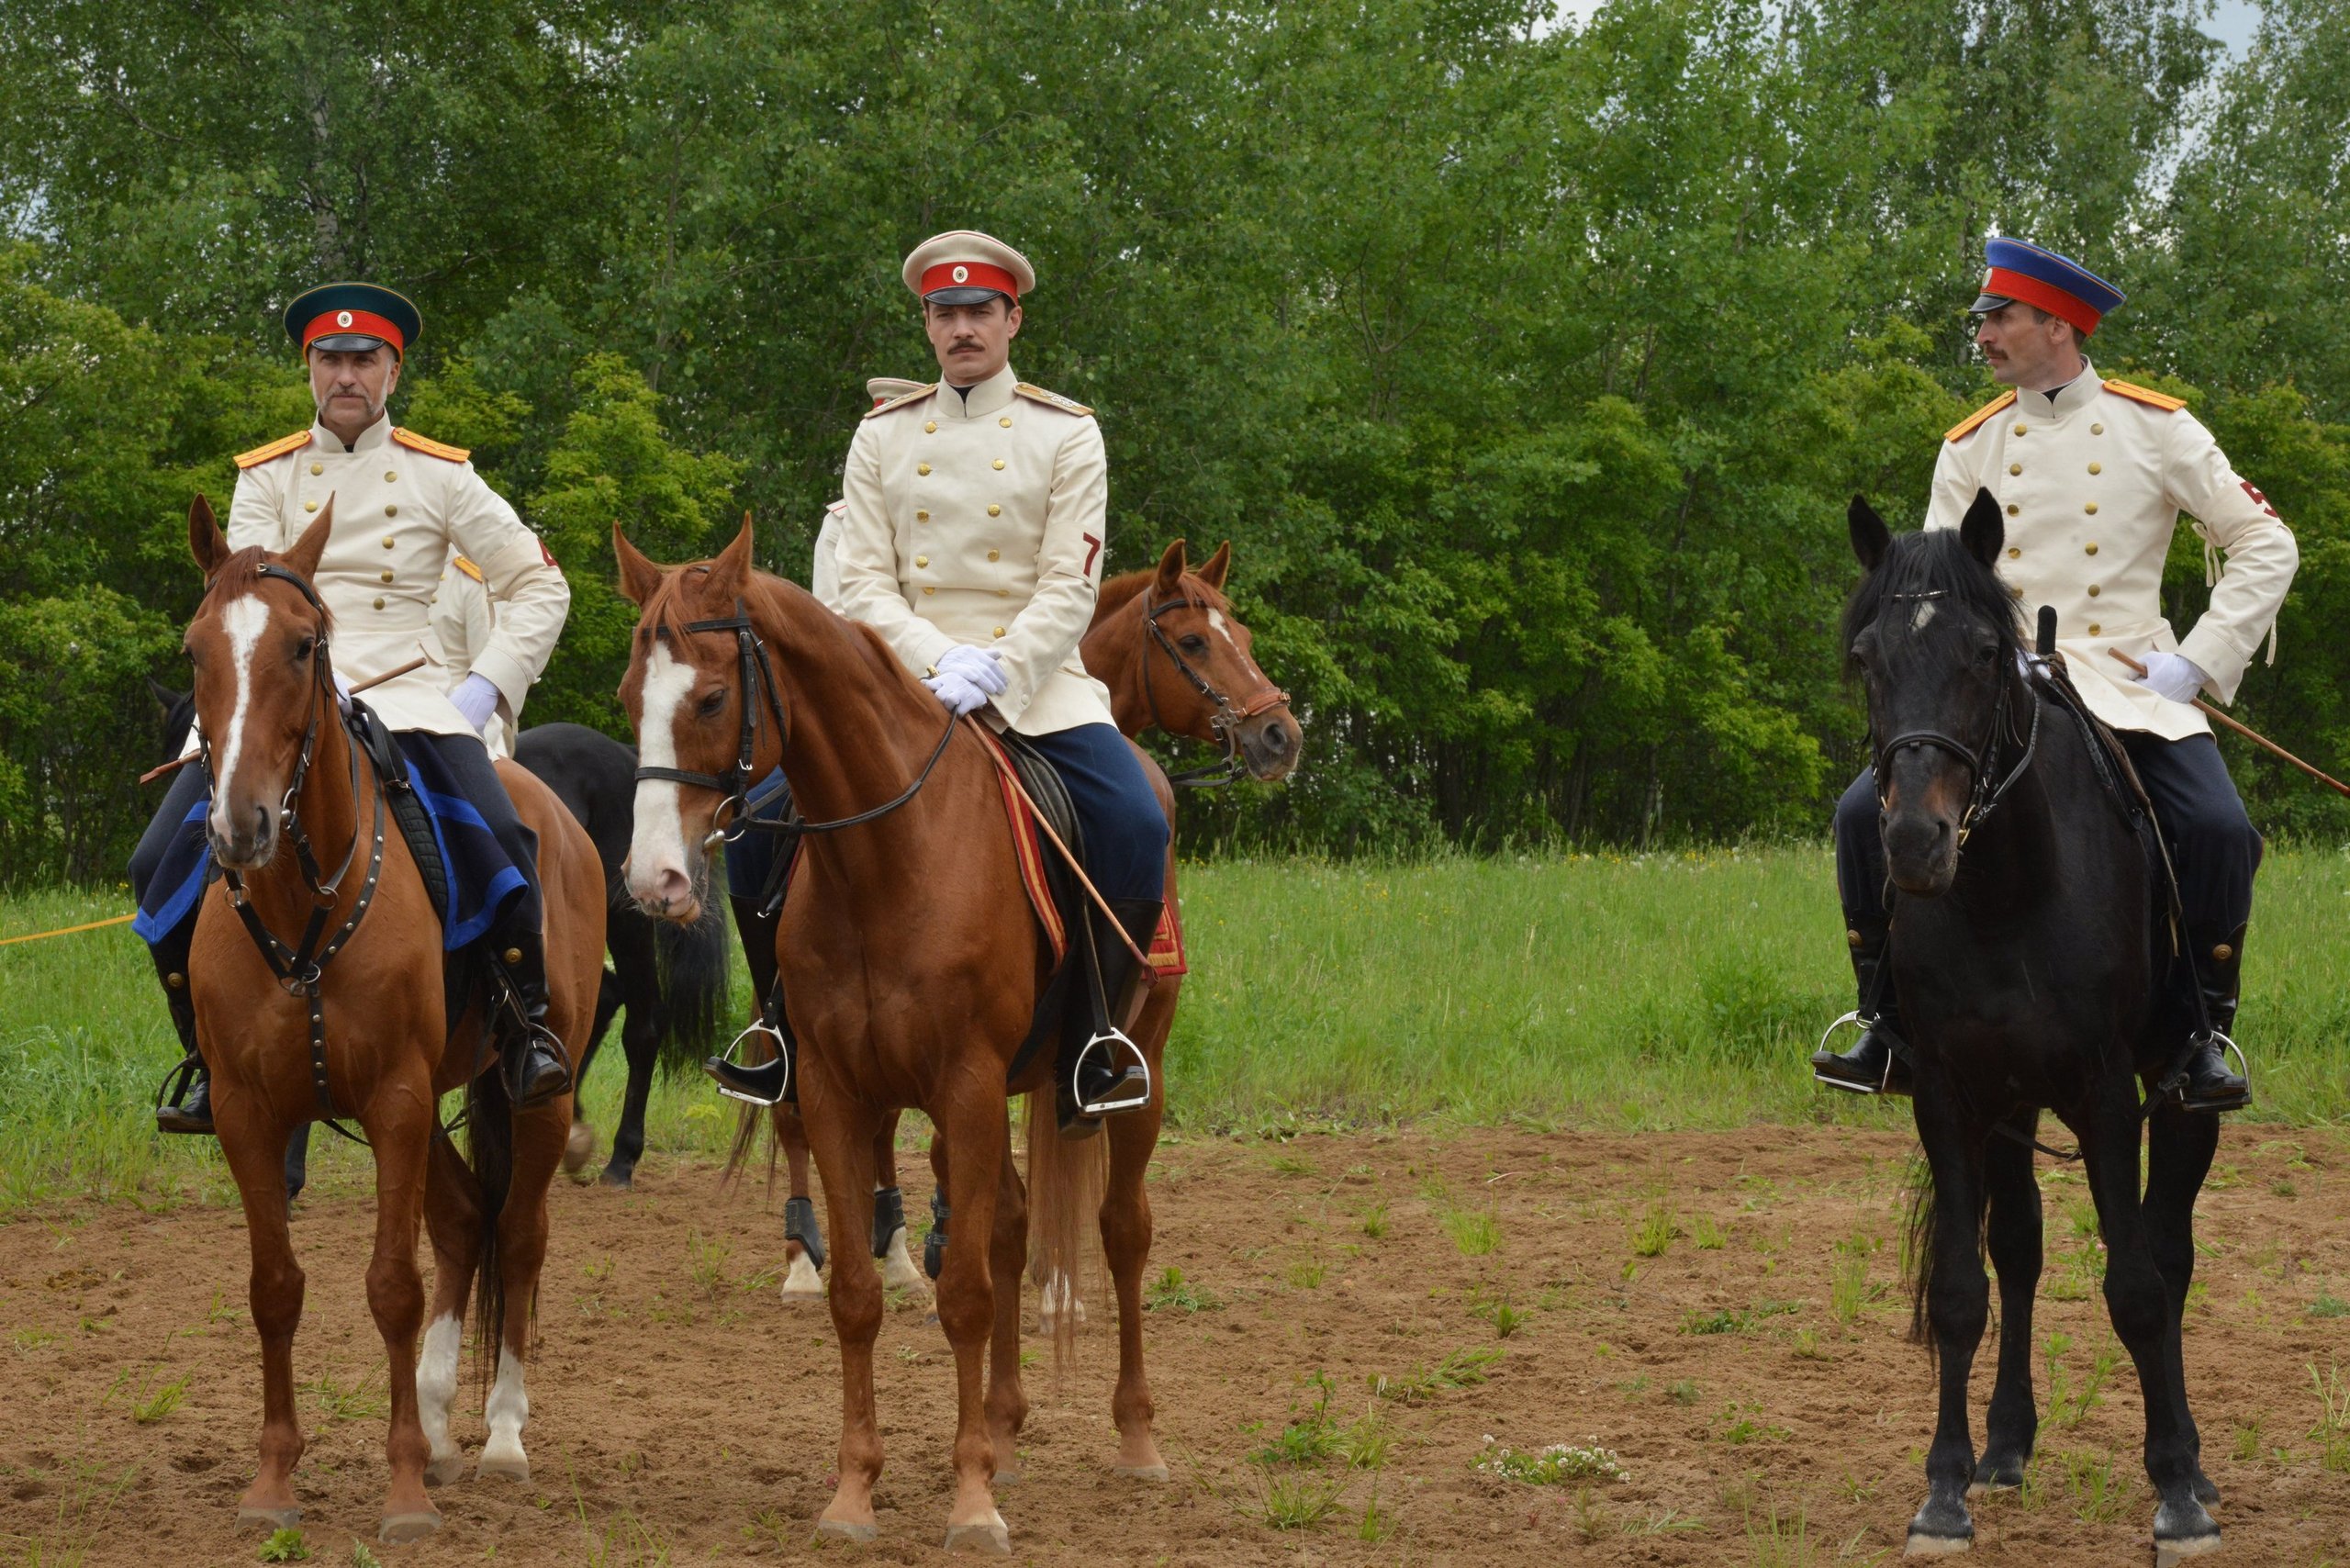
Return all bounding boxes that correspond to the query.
[3,1124,2347,1566]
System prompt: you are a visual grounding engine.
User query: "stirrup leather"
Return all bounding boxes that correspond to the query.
[1071,1026,1152,1116]
[1811,1010,1890,1095]
[706,1019,791,1106]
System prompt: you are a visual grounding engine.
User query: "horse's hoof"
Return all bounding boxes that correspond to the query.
[598,1165,634,1190]
[1114,1462,1171,1483]
[1965,1457,2027,1497]
[379,1508,442,1544]
[563,1120,595,1177]
[991,1466,1021,1486]
[2154,1497,2221,1566]
[425,1452,466,1487]
[476,1449,529,1483]
[1904,1530,1973,1557]
[942,1518,1012,1556]
[2192,1468,2221,1507]
[814,1518,878,1545]
[781,1253,825,1299]
[237,1506,302,1531]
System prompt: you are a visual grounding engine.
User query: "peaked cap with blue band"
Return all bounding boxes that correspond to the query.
[1969,238,2124,337]
[282,282,422,358]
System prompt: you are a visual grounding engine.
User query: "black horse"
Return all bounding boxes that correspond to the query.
[1844,492,2222,1564]
[149,691,727,1191]
[513,722,730,1188]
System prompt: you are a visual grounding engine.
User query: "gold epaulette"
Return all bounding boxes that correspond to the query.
[451,555,485,584]
[233,430,313,469]
[1945,390,2018,443]
[391,427,471,462]
[1014,383,1094,417]
[2103,379,2188,413]
[863,384,937,419]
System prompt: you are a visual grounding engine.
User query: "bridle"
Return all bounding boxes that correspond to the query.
[1869,589,2042,847]
[1138,583,1291,788]
[632,595,957,848]
[198,560,386,1137]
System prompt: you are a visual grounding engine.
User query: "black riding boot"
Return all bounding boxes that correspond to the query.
[2177,924,2252,1114]
[488,924,574,1108]
[150,928,214,1136]
[1056,897,1162,1139]
[1811,924,1913,1097]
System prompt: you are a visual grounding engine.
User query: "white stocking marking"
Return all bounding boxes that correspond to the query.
[418,1314,462,1471]
[480,1346,530,1474]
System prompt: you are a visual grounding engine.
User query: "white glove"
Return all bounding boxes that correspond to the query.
[934,644,1008,697]
[2131,651,2208,705]
[923,666,991,716]
[449,672,501,734]
[332,671,353,714]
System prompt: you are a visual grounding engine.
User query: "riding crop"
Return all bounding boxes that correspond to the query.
[2108,648,2350,801]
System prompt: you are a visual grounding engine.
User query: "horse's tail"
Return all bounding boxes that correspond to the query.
[1023,1089,1105,1377]
[653,901,732,1075]
[1902,1152,1939,1355]
[463,1046,517,1392]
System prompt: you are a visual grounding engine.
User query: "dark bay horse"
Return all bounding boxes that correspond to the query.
[617,521,1174,1550]
[747,537,1301,1321]
[1845,491,2222,1564]
[517,721,731,1188]
[181,498,603,1542]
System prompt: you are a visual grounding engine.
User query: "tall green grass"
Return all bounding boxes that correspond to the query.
[4,848,2345,1209]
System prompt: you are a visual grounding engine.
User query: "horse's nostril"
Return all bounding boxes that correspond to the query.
[1265,723,1291,752]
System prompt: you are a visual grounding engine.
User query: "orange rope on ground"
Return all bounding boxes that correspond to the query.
[0,912,137,947]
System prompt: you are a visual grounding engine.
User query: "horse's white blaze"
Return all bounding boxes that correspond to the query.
[1910,600,1938,632]
[1208,607,1240,649]
[207,596,272,836]
[480,1347,530,1473]
[418,1313,462,1472]
[627,644,696,904]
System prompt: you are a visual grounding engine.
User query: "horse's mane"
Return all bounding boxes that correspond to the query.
[1841,528,2021,682]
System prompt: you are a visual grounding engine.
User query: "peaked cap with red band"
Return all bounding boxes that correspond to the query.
[1969,237,2124,337]
[902,230,1036,306]
[283,281,422,358]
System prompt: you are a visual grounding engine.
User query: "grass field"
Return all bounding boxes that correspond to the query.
[3,847,2346,1211]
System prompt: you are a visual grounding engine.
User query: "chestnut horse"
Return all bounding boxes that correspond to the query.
[617,521,1171,1551]
[750,537,1301,1317]
[181,498,603,1543]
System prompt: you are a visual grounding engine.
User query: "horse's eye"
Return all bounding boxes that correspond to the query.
[1975,642,1999,667]
[697,689,729,719]
[293,636,315,661]
[1180,634,1210,656]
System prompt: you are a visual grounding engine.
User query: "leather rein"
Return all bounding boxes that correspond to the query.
[632,597,957,846]
[200,561,386,1143]
[1869,591,2042,848]
[1138,585,1290,788]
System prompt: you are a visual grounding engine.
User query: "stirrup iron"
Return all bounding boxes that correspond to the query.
[2165,1028,2251,1114]
[1071,1027,1152,1116]
[1811,1010,1887,1095]
[706,1020,790,1106]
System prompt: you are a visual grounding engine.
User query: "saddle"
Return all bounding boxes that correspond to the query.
[2029,653,2183,945]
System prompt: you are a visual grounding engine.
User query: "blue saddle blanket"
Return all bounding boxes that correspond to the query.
[134,733,527,952]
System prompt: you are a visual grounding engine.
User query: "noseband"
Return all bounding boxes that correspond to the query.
[1870,591,2042,847]
[632,597,957,846]
[1139,585,1291,788]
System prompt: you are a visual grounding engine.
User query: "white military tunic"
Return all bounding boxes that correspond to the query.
[1926,364,2296,741]
[225,414,569,739]
[834,363,1114,735]
[426,554,516,759]
[811,498,848,610]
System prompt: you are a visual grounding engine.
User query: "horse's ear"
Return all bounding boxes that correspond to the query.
[1154,538,1188,599]
[706,511,755,599]
[1196,539,1231,592]
[613,525,666,606]
[1958,487,2005,568]
[188,495,229,578]
[147,676,185,713]
[1848,496,1891,572]
[282,495,334,583]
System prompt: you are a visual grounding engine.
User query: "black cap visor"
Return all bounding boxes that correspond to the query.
[308,332,398,356]
[1969,291,2016,316]
[922,286,1011,308]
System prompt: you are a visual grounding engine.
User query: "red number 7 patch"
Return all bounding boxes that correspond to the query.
[2241,480,2278,519]
[1082,532,1102,575]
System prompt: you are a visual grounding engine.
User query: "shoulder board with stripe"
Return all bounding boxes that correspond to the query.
[2103,379,2188,413]
[233,430,313,469]
[1013,383,1094,417]
[863,384,938,419]
[1945,390,2018,443]
[390,428,471,462]
[451,554,485,584]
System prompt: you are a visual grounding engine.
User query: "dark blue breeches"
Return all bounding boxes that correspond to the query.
[1833,731,2259,937]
